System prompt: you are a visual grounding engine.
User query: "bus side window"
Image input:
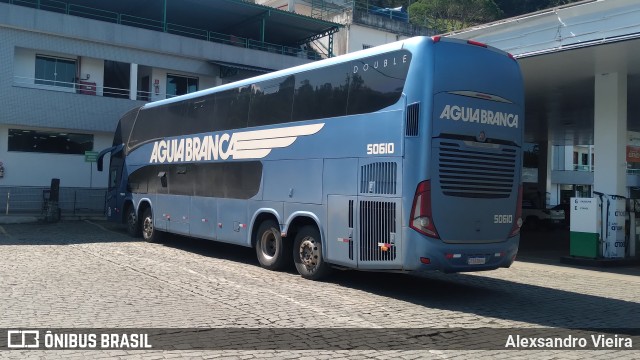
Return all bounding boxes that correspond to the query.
[292,63,350,122]
[347,51,411,115]
[249,75,295,127]
[214,87,250,131]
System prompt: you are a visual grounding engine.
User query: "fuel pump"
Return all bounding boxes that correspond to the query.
[570,192,627,259]
[628,198,639,258]
[604,194,626,258]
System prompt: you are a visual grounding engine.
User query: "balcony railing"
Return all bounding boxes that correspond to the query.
[1,0,324,60]
[570,163,640,175]
[12,76,167,101]
[573,164,593,172]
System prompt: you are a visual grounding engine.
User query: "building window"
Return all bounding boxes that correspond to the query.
[35,55,76,88]
[166,74,198,98]
[8,129,93,155]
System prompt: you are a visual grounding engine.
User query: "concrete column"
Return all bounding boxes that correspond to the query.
[564,145,574,171]
[545,141,552,205]
[536,141,552,207]
[593,71,628,258]
[593,72,627,196]
[129,63,138,101]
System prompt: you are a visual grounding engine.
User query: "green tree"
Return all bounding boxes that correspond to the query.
[493,0,582,18]
[408,0,502,32]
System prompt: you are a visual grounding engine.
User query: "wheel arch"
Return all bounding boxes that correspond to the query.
[249,209,282,248]
[283,212,323,251]
[136,198,153,220]
[121,198,135,224]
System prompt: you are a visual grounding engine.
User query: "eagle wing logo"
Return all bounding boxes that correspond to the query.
[231,123,325,159]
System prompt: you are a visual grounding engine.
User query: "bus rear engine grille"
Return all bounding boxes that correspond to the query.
[360,162,397,195]
[359,201,396,262]
[438,143,516,199]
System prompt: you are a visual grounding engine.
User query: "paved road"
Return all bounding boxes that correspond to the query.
[0,221,638,359]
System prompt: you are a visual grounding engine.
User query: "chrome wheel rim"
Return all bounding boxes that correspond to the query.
[142,216,153,240]
[127,210,136,232]
[298,236,319,271]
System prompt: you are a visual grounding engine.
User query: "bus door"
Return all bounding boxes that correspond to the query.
[103,146,124,223]
[165,165,190,236]
[153,166,170,232]
[216,199,248,245]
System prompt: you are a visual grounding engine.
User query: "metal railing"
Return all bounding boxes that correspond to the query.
[12,76,172,101]
[353,1,408,23]
[573,164,593,172]
[0,186,106,215]
[2,0,324,60]
[569,164,640,175]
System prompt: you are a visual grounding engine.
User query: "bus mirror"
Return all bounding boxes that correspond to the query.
[96,156,104,172]
[96,146,118,172]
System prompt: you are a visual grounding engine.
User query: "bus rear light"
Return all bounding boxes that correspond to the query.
[509,185,523,237]
[467,40,487,48]
[410,180,440,239]
[432,36,442,43]
[420,257,431,264]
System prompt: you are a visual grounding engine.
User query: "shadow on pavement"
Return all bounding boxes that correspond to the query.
[159,232,640,330]
[0,220,137,245]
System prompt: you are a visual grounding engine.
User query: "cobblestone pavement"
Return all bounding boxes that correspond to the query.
[0,221,638,359]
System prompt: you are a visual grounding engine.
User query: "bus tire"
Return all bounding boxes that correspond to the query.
[255,220,291,270]
[293,225,331,280]
[141,207,162,243]
[126,204,142,238]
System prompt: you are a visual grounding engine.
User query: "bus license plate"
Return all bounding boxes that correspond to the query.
[467,257,486,265]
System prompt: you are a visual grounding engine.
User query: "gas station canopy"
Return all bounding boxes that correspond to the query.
[450,0,640,145]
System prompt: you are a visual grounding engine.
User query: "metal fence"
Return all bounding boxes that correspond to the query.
[0,186,106,215]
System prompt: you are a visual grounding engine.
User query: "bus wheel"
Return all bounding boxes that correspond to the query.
[255,220,291,270]
[126,205,142,237]
[141,207,162,243]
[293,226,331,280]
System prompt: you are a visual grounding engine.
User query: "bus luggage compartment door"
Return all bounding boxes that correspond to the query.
[326,195,358,268]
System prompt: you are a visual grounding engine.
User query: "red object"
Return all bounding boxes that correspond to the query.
[627,146,640,163]
[509,185,523,237]
[78,81,96,95]
[467,40,488,48]
[410,180,439,238]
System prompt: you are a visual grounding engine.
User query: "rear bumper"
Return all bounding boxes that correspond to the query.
[402,227,520,273]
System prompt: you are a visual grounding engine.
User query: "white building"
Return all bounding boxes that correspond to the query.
[256,0,434,56]
[0,0,338,213]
